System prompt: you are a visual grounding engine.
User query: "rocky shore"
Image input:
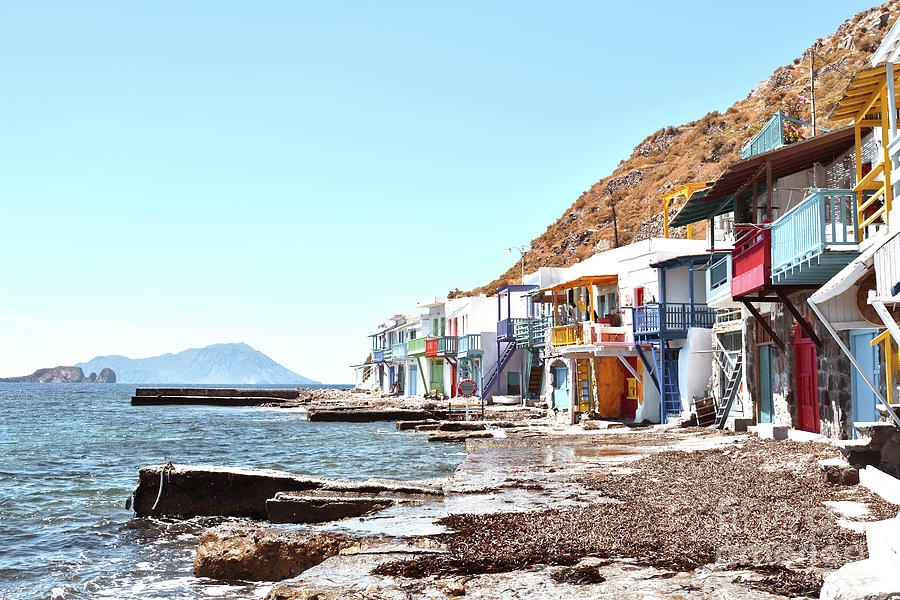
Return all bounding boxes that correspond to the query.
[133,404,900,599]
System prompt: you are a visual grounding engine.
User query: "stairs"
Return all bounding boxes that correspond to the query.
[480,342,516,402]
[575,359,593,413]
[715,354,743,429]
[694,397,717,427]
[526,362,543,399]
[661,345,681,418]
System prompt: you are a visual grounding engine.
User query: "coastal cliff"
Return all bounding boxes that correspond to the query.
[0,366,116,383]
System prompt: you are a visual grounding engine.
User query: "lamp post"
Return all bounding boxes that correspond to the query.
[507,245,528,284]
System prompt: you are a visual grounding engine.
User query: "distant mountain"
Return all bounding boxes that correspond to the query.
[76,343,318,385]
[0,366,116,383]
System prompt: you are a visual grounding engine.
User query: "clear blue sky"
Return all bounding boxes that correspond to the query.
[0,1,877,382]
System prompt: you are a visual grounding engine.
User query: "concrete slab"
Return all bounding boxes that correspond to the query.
[820,558,900,600]
[860,465,900,505]
[867,517,900,565]
[788,429,828,443]
[751,423,789,441]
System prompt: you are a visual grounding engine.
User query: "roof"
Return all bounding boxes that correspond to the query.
[539,274,618,293]
[669,189,734,228]
[707,126,856,202]
[649,254,710,269]
[831,63,900,122]
[497,284,538,295]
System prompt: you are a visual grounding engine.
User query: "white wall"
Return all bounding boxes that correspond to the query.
[636,367,660,423]
[679,327,713,412]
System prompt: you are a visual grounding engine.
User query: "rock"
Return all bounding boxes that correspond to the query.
[427,431,494,442]
[97,368,116,383]
[820,558,900,600]
[266,585,340,600]
[193,524,353,582]
[266,492,393,524]
[132,464,441,519]
[133,464,327,518]
[0,365,116,383]
[750,424,789,441]
[437,420,514,431]
[880,433,900,466]
[396,419,436,430]
[444,580,466,596]
[819,458,860,486]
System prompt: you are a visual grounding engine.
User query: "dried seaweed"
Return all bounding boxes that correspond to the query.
[374,438,897,596]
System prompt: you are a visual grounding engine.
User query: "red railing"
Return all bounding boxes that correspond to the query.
[731,225,771,297]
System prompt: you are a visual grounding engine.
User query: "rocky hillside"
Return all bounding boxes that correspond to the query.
[0,366,116,383]
[473,2,900,295]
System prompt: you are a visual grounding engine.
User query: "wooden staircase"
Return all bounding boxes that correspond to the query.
[716,354,743,429]
[575,359,593,413]
[694,397,717,427]
[526,362,542,399]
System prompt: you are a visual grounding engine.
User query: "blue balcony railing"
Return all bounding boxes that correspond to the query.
[497,318,525,342]
[771,189,858,282]
[457,334,482,355]
[372,348,385,363]
[632,303,716,339]
[741,110,829,159]
[391,342,408,361]
[706,252,732,302]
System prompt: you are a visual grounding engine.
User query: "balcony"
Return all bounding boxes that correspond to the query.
[514,317,550,348]
[456,334,483,357]
[771,189,859,285]
[632,303,716,341]
[391,342,408,361]
[731,226,771,297]
[497,318,525,342]
[372,348,386,363]
[550,324,579,347]
[408,338,426,357]
[425,336,458,358]
[741,110,823,159]
[706,252,733,306]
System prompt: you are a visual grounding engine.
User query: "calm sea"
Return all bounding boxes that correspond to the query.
[0,384,463,600]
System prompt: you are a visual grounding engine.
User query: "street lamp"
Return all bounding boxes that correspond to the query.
[507,245,529,284]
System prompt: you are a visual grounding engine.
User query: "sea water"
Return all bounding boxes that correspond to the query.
[0,384,463,599]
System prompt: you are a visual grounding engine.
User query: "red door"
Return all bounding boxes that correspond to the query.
[793,324,820,433]
[621,357,638,419]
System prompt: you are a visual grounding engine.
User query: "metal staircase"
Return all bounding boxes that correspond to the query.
[716,354,743,429]
[480,341,516,402]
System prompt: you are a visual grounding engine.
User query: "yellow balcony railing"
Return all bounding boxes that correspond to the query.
[551,325,578,347]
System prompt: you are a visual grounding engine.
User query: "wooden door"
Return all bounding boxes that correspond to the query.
[758,345,774,423]
[850,330,879,437]
[621,357,639,419]
[552,365,569,409]
[430,359,444,395]
[793,325,820,433]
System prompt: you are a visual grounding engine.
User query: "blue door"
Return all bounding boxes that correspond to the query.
[758,345,774,423]
[850,330,879,438]
[552,366,569,409]
[409,364,417,396]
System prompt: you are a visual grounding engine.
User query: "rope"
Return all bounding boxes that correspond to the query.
[151,462,174,511]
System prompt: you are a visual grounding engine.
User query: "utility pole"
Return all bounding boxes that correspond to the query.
[508,245,528,284]
[810,47,817,137]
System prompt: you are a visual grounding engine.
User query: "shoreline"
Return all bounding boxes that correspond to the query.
[159,414,899,599]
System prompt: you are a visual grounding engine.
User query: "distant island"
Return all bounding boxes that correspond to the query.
[75,342,318,385]
[0,366,116,383]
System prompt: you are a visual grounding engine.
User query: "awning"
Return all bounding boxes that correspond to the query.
[533,274,618,303]
[830,62,900,122]
[669,190,734,227]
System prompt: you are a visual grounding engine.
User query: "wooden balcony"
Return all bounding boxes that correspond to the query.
[705,252,732,305]
[391,342,408,361]
[740,110,825,159]
[425,336,458,358]
[407,338,426,357]
[771,189,859,285]
[550,324,579,347]
[456,334,482,357]
[497,318,525,342]
[372,348,386,363]
[514,317,551,348]
[632,303,716,341]
[731,226,771,298]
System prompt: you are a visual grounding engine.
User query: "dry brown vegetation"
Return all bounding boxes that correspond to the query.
[472,2,900,296]
[374,438,897,596]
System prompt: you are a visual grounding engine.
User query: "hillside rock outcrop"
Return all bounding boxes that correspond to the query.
[0,366,117,383]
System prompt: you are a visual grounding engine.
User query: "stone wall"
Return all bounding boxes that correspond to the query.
[762,291,852,439]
